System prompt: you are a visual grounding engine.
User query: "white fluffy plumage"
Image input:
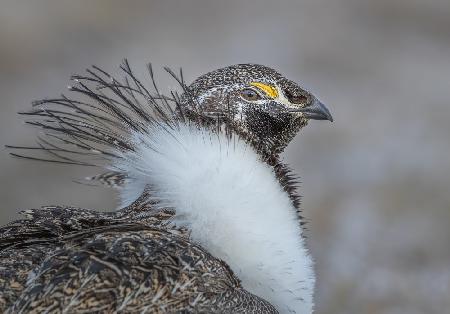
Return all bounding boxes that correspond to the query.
[115,123,315,313]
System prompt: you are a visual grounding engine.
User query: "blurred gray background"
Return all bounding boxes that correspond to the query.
[1,1,449,313]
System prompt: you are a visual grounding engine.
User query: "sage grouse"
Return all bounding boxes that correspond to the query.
[1,61,333,313]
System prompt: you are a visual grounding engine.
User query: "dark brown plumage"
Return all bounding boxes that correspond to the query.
[0,203,276,313]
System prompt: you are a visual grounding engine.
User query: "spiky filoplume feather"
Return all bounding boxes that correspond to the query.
[9,61,187,165]
[1,60,332,313]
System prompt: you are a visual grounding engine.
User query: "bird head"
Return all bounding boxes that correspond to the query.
[181,64,333,157]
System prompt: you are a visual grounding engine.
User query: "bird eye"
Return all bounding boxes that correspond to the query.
[285,90,308,104]
[241,88,261,101]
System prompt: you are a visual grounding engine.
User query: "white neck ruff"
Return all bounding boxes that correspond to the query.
[115,123,315,313]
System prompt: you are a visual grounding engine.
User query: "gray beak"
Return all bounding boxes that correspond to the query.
[289,98,333,122]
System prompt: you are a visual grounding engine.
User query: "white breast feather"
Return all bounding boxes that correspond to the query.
[114,123,315,313]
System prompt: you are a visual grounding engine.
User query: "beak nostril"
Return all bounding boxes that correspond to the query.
[288,99,333,122]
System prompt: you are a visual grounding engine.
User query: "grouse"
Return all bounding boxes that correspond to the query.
[1,61,332,313]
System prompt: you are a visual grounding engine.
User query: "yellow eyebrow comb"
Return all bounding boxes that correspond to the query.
[250,82,278,99]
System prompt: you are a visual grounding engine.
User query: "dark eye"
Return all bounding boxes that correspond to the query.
[285,90,308,104]
[241,88,261,101]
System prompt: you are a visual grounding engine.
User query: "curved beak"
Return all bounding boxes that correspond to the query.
[289,98,333,122]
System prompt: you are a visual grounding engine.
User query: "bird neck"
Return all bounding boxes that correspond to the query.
[116,122,315,313]
[242,111,308,160]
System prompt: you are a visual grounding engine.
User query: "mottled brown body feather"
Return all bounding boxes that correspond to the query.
[0,203,276,313]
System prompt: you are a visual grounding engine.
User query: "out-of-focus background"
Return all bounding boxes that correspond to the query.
[1,0,449,313]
